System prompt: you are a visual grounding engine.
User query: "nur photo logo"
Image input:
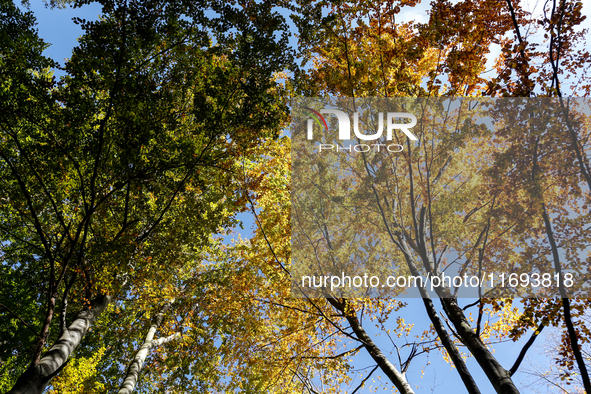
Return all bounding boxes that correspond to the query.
[302,106,418,153]
[302,107,418,152]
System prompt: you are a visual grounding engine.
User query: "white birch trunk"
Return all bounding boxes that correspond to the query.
[118,301,180,394]
[7,295,111,394]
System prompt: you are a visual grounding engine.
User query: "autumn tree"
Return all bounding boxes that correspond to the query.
[286,1,591,393]
[2,0,590,393]
[487,0,591,389]
[0,0,292,392]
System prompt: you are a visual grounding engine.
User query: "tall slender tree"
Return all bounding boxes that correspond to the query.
[0,0,292,392]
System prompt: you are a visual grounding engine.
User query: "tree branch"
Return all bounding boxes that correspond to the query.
[509,322,545,376]
[0,302,40,338]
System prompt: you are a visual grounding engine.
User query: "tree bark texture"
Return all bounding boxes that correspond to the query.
[118,301,180,394]
[7,295,111,394]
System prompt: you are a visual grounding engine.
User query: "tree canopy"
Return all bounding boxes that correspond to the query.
[1,0,591,393]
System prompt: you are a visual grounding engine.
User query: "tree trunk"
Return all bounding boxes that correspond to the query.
[412,213,519,393]
[118,301,180,394]
[7,295,111,394]
[542,206,591,393]
[327,298,415,394]
[397,235,483,394]
[437,293,520,394]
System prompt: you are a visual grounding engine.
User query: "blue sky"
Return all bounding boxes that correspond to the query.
[20,1,102,70]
